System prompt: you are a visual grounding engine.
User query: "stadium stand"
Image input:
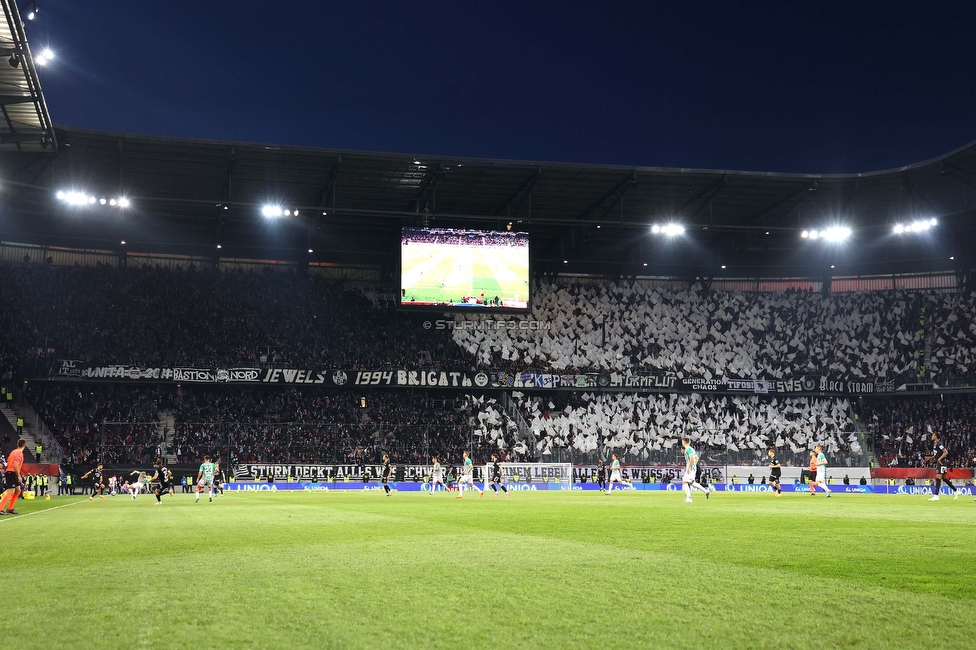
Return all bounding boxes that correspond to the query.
[3,262,974,471]
[453,277,928,380]
[26,383,481,466]
[927,292,976,382]
[26,383,162,465]
[3,263,975,385]
[0,263,467,370]
[488,391,858,466]
[862,395,976,468]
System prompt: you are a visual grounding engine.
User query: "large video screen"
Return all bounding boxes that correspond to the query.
[400,227,530,310]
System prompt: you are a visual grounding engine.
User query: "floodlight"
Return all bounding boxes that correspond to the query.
[120,240,126,245]
[307,248,313,253]
[118,197,130,208]
[820,226,851,242]
[651,223,685,236]
[216,244,222,250]
[88,196,96,204]
[895,219,937,235]
[59,190,89,206]
[99,197,106,205]
[801,230,809,239]
[721,265,727,269]
[35,48,53,66]
[261,205,282,218]
[109,199,117,206]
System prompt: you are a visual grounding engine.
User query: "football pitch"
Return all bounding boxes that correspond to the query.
[401,243,528,305]
[5,491,976,649]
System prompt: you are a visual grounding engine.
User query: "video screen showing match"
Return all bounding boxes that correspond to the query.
[400,227,530,310]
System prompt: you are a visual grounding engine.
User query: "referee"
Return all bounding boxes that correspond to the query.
[0,439,26,515]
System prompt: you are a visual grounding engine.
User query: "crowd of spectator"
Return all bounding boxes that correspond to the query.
[27,383,481,466]
[475,392,859,466]
[29,381,976,471]
[26,383,164,465]
[453,278,936,380]
[171,387,476,465]
[862,395,976,468]
[928,292,976,382]
[2,264,976,386]
[5,262,976,470]
[0,263,468,370]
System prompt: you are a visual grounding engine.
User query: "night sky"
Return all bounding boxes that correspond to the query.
[26,1,976,173]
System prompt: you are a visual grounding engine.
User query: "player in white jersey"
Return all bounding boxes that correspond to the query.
[456,451,483,499]
[429,456,445,494]
[680,438,707,503]
[128,470,148,499]
[196,455,217,503]
[811,444,832,498]
[606,455,626,493]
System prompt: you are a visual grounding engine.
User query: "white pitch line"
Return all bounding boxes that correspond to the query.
[0,498,86,524]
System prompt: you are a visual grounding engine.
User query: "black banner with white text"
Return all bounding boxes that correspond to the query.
[47,360,895,395]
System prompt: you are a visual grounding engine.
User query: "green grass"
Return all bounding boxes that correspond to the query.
[5,490,976,648]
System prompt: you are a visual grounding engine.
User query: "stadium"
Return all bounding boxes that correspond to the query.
[2,3,976,648]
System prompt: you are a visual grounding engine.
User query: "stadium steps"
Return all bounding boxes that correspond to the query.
[499,392,537,454]
[0,406,39,463]
[158,411,178,464]
[849,401,875,468]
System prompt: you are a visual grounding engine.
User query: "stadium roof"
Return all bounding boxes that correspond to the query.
[1,126,975,279]
[0,0,56,152]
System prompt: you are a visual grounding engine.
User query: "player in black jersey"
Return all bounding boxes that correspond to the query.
[692,463,712,498]
[213,462,226,497]
[381,454,393,496]
[767,449,782,496]
[151,459,172,505]
[487,454,509,498]
[82,464,106,501]
[926,433,959,501]
[596,460,607,492]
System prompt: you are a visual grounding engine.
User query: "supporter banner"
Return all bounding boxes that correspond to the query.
[233,462,572,483]
[223,481,425,492]
[47,360,896,395]
[574,464,727,484]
